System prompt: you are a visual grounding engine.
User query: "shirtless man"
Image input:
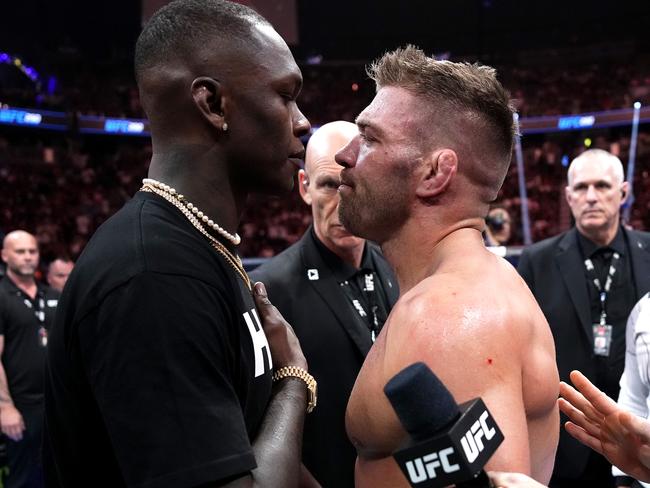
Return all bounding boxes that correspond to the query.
[335,46,560,486]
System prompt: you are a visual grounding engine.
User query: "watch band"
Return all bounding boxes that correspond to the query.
[272,366,318,413]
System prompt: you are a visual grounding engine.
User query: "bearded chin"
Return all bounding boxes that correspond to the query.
[343,190,411,245]
[339,200,362,239]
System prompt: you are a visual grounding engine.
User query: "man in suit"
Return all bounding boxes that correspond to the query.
[518,148,650,488]
[251,121,398,488]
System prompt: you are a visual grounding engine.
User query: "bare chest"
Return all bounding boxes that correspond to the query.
[346,335,406,458]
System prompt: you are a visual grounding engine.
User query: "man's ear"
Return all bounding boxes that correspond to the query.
[298,169,312,205]
[415,149,458,200]
[620,181,629,204]
[565,185,573,206]
[191,77,228,131]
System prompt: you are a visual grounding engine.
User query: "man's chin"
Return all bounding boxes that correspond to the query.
[333,234,364,249]
[252,176,295,196]
[579,218,608,230]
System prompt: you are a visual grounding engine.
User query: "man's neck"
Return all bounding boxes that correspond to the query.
[381,216,485,294]
[316,232,365,269]
[337,248,364,269]
[7,270,37,300]
[148,148,242,238]
[579,222,620,247]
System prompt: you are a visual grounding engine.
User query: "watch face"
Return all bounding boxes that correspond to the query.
[308,382,317,413]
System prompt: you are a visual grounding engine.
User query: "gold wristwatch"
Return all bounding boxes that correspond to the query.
[272,366,317,413]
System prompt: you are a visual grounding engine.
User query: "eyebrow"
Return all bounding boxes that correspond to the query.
[572,179,612,188]
[316,174,339,183]
[355,117,385,137]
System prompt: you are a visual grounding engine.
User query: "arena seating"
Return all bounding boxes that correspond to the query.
[1,56,649,261]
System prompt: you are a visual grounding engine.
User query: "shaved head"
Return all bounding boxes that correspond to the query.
[567,149,625,186]
[300,121,364,265]
[2,230,39,280]
[305,121,358,176]
[3,230,37,251]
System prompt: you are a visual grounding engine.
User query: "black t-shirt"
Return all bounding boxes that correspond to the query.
[43,191,273,488]
[0,278,59,406]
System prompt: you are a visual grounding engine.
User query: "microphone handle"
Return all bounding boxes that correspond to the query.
[456,470,494,488]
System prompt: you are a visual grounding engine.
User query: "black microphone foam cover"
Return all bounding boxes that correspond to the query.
[383,362,460,442]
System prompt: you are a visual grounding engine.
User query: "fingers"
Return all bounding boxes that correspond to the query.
[568,370,618,415]
[558,397,602,438]
[559,383,603,427]
[252,282,306,370]
[2,423,23,442]
[563,420,604,455]
[253,282,286,326]
[253,282,273,308]
[253,282,296,334]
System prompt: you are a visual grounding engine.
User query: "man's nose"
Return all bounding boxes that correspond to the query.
[585,185,598,201]
[335,135,360,169]
[292,105,311,138]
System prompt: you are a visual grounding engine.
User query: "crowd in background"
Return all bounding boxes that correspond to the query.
[1,55,650,262]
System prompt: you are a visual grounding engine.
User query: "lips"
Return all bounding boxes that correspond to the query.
[339,170,354,189]
[287,148,306,169]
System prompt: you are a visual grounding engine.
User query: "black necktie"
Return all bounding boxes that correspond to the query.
[592,247,614,284]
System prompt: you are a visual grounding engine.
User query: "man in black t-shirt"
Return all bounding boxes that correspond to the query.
[0,230,59,488]
[43,1,316,487]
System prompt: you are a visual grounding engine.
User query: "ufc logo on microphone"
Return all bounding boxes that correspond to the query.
[460,410,496,463]
[405,447,460,482]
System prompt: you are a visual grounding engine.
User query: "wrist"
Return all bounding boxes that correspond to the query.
[272,366,317,413]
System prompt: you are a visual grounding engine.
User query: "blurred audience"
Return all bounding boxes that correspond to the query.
[0,52,649,258]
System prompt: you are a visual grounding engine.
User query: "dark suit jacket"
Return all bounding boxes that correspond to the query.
[250,228,398,488]
[518,227,650,479]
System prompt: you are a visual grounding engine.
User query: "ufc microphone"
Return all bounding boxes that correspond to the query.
[384,362,504,487]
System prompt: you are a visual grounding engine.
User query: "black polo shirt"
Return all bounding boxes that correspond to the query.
[0,277,59,407]
[44,191,273,488]
[577,227,637,398]
[311,227,391,340]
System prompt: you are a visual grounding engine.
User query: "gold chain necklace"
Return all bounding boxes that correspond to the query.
[141,184,252,290]
[142,178,241,245]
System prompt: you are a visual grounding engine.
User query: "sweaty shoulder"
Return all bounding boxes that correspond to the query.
[383,253,543,398]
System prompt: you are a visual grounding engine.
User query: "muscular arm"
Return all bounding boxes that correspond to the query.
[0,336,24,441]
[385,295,533,474]
[217,381,309,488]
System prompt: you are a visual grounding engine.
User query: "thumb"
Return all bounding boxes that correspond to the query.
[252,282,280,323]
[253,281,272,308]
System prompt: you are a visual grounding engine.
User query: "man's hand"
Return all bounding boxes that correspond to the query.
[0,404,25,441]
[253,282,307,371]
[558,370,650,483]
[487,471,547,487]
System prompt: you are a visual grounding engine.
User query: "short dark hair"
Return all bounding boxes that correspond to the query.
[134,0,269,82]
